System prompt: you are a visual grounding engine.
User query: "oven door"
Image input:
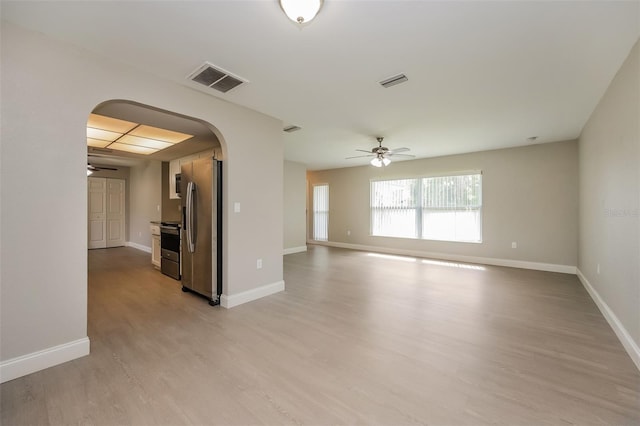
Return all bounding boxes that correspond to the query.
[160,226,180,252]
[160,226,181,280]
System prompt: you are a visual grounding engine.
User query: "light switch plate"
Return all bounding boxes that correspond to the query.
[234,202,241,213]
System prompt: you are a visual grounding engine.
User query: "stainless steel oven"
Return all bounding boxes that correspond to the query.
[160,222,181,280]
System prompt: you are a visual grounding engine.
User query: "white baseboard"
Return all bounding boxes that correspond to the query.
[284,245,308,255]
[577,269,640,371]
[221,280,285,309]
[126,241,151,253]
[309,241,576,274]
[0,337,90,383]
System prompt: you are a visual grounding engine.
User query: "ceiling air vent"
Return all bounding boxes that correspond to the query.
[89,147,114,153]
[379,73,408,88]
[188,62,247,93]
[283,125,301,133]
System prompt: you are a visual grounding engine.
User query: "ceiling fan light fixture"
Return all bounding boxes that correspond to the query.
[280,0,323,24]
[370,157,381,167]
[370,155,391,168]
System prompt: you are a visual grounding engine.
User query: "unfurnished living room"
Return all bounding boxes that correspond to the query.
[1,1,639,425]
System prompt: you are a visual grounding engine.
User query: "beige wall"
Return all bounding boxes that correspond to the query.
[284,161,307,252]
[128,160,162,248]
[578,40,639,352]
[307,140,579,268]
[161,162,182,223]
[0,22,283,367]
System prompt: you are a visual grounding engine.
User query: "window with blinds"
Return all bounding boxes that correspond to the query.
[313,184,329,241]
[370,173,482,242]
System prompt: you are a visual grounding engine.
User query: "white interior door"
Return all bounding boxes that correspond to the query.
[106,179,125,248]
[88,177,126,249]
[88,177,107,249]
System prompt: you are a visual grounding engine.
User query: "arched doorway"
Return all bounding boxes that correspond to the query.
[85,99,227,326]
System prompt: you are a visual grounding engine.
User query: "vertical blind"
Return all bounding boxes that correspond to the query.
[313,184,329,241]
[370,179,417,238]
[422,174,482,242]
[370,173,482,242]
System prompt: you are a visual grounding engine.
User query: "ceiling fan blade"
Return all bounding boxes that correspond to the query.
[355,149,373,154]
[387,153,415,158]
[88,164,118,171]
[345,154,374,159]
[390,147,410,153]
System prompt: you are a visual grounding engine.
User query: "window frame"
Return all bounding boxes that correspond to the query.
[312,183,329,242]
[370,171,482,243]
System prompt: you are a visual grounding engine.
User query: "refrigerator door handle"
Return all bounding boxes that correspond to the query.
[186,181,196,253]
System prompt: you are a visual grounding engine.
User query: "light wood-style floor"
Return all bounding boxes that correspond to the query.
[2,246,639,425]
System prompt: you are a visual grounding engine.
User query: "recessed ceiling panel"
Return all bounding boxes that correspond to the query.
[108,142,157,155]
[118,135,172,150]
[129,125,192,143]
[87,113,137,133]
[87,127,122,142]
[87,138,112,148]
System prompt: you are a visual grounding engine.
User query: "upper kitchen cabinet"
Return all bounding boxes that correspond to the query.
[169,149,216,199]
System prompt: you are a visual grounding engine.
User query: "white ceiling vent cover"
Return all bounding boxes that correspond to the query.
[187,62,247,93]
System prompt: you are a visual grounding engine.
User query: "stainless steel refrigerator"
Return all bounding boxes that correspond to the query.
[180,157,222,306]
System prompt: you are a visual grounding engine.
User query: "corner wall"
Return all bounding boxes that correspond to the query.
[284,160,307,254]
[578,39,639,369]
[307,140,579,272]
[128,160,162,250]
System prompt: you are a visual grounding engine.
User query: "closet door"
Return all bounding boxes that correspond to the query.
[88,177,107,249]
[88,177,126,249]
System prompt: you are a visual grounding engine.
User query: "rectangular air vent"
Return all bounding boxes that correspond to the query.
[283,125,301,133]
[379,73,408,88]
[188,62,247,93]
[89,147,114,153]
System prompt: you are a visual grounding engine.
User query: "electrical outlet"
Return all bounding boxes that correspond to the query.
[257,259,262,269]
[347,230,351,236]
[511,242,517,249]
[138,231,142,237]
[597,263,600,275]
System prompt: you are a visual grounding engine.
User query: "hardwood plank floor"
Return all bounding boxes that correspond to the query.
[1,246,639,425]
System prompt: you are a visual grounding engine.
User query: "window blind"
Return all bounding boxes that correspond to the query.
[370,173,482,242]
[313,184,329,241]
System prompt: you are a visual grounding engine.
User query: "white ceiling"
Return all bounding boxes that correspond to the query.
[3,1,639,170]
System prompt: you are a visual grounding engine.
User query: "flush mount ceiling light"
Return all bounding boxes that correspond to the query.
[279,0,323,24]
[86,113,193,155]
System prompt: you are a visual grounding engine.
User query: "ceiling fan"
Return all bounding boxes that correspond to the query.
[87,153,119,175]
[346,137,415,167]
[87,163,118,175]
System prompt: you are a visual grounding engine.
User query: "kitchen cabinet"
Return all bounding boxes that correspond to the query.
[150,223,161,268]
[169,150,215,199]
[152,235,161,268]
[168,159,181,199]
